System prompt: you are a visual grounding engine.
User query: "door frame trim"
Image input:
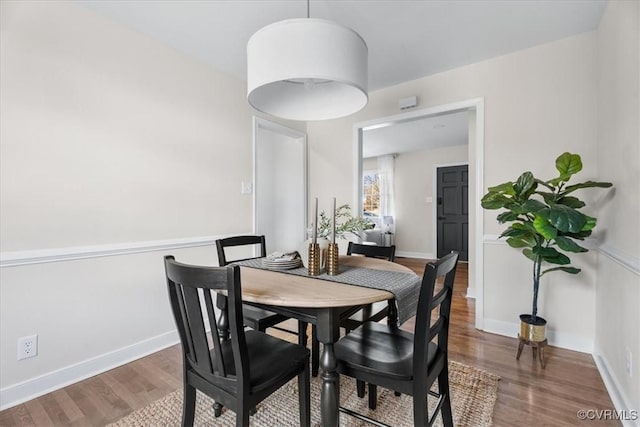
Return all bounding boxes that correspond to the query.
[433,161,469,261]
[253,117,308,245]
[352,97,484,329]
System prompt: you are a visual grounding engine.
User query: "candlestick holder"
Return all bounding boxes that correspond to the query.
[327,243,339,275]
[307,243,321,276]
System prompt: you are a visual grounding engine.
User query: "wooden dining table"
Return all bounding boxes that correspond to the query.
[218,255,416,427]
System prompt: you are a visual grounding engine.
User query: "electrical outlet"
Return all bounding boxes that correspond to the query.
[17,335,38,360]
[625,348,633,377]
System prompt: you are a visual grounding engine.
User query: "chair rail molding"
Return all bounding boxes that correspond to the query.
[484,234,638,275]
[0,233,249,268]
[483,234,600,250]
[599,243,640,276]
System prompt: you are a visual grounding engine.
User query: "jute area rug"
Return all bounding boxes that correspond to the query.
[109,360,499,427]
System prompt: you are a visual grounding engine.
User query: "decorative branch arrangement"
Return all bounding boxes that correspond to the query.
[316,204,374,240]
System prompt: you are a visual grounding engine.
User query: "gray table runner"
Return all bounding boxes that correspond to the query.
[233,258,422,324]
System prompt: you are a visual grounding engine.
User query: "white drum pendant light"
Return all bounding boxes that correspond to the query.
[247,5,368,121]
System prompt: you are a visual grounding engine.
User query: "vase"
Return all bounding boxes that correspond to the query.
[307,243,321,276]
[519,314,547,342]
[299,237,330,269]
[326,243,339,275]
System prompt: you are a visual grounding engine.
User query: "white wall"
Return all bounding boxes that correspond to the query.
[0,1,301,408]
[362,157,378,172]
[307,32,600,352]
[394,145,468,258]
[594,0,640,416]
[0,2,255,250]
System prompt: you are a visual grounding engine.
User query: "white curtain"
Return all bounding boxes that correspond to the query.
[377,154,395,231]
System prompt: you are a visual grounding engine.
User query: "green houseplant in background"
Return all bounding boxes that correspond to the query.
[481,152,612,342]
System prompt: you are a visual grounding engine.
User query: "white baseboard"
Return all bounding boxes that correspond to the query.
[395,251,433,259]
[465,286,476,299]
[592,352,638,426]
[0,330,179,411]
[482,318,594,353]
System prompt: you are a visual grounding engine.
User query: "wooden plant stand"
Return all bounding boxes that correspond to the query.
[516,334,548,368]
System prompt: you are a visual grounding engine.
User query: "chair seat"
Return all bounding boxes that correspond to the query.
[334,322,436,381]
[217,330,310,393]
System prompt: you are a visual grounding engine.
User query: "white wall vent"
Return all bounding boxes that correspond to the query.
[399,96,418,110]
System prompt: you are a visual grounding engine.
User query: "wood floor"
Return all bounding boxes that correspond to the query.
[0,258,617,426]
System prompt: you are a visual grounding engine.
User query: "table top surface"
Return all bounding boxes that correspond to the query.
[239,255,414,308]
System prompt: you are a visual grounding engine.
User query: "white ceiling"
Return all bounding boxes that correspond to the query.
[78,0,606,157]
[363,111,469,158]
[79,0,607,92]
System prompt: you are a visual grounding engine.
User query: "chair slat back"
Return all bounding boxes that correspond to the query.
[203,289,226,376]
[412,252,459,376]
[214,235,268,329]
[347,242,396,261]
[216,235,267,265]
[164,256,249,390]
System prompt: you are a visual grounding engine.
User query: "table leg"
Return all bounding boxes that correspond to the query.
[320,343,339,426]
[317,309,341,427]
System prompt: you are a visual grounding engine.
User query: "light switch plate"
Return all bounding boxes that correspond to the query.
[241,182,253,195]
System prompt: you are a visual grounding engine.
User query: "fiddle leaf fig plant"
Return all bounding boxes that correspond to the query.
[481,152,612,322]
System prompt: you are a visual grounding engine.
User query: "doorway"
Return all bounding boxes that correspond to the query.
[436,164,469,261]
[352,98,485,329]
[253,118,307,253]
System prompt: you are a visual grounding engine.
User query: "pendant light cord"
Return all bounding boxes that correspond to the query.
[307,0,310,18]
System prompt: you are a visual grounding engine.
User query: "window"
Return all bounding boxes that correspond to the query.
[363,171,380,218]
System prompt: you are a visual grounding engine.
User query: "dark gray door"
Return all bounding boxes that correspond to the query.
[437,165,468,261]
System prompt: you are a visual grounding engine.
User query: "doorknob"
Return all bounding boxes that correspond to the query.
[438,216,446,220]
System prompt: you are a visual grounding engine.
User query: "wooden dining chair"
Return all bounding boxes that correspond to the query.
[216,235,307,347]
[347,241,396,261]
[164,256,310,427]
[311,242,397,378]
[334,252,459,427]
